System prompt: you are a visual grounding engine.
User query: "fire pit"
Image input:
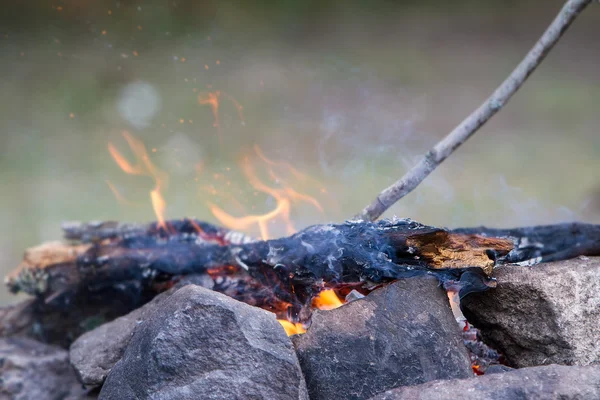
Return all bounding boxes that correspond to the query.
[2,216,600,399]
[2,0,600,398]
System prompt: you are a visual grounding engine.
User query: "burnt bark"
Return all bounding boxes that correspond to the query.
[454,222,600,264]
[3,218,600,344]
[7,219,514,308]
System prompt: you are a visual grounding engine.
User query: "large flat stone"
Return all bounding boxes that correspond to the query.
[461,257,600,367]
[0,337,94,399]
[370,364,600,400]
[99,284,308,400]
[293,276,473,400]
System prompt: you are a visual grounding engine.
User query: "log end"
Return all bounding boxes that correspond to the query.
[5,241,90,296]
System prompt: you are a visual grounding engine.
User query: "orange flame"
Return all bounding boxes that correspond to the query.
[277,289,344,337]
[253,144,308,182]
[209,148,323,240]
[312,289,344,310]
[277,320,307,336]
[108,131,169,230]
[210,197,292,241]
[197,90,244,141]
[105,179,136,206]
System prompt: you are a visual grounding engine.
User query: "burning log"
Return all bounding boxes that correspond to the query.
[5,217,600,329]
[6,218,514,315]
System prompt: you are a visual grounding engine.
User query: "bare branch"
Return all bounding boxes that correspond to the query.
[358,0,593,222]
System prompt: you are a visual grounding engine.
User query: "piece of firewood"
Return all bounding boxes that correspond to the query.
[7,218,600,314]
[6,219,512,302]
[4,218,600,343]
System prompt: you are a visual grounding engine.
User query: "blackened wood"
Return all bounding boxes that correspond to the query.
[4,219,600,342]
[61,219,253,245]
[454,222,600,265]
[7,218,514,324]
[9,220,600,307]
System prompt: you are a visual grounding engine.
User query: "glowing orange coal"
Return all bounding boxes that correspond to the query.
[108,131,169,230]
[209,146,324,240]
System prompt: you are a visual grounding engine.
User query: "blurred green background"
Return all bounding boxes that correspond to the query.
[1,0,599,304]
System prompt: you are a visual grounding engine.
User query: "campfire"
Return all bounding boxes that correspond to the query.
[2,1,600,399]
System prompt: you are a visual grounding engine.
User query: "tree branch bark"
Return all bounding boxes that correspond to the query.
[358,0,593,222]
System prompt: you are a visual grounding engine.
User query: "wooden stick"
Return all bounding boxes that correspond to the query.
[358,0,593,222]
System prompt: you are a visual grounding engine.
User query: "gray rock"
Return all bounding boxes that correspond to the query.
[0,337,95,400]
[461,257,600,368]
[370,364,600,400]
[484,364,514,374]
[293,276,473,400]
[99,284,308,400]
[69,275,214,387]
[69,288,175,387]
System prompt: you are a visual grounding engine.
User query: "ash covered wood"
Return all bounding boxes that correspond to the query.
[3,218,600,342]
[5,219,513,319]
[454,223,600,265]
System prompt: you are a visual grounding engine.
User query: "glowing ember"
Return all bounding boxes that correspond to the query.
[108,131,169,230]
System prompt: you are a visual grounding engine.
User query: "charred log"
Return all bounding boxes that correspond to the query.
[3,218,600,343]
[454,222,600,265]
[7,219,513,304]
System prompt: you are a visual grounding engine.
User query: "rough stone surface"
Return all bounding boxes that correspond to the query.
[293,276,473,400]
[99,284,308,400]
[69,288,175,387]
[462,257,600,368]
[0,337,95,399]
[484,364,514,374]
[370,364,600,400]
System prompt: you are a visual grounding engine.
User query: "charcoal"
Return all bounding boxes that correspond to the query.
[370,364,600,400]
[98,285,308,400]
[461,256,600,368]
[293,276,472,400]
[0,337,95,400]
